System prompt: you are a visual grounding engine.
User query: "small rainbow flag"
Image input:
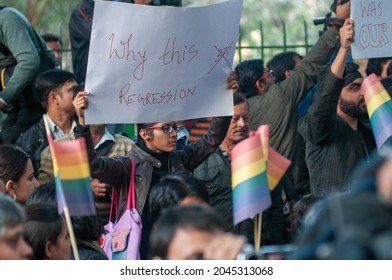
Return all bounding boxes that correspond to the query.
[231,132,271,225]
[362,73,392,150]
[257,125,292,190]
[51,138,96,217]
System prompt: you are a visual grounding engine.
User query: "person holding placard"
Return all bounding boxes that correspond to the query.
[298,19,376,196]
[72,72,238,259]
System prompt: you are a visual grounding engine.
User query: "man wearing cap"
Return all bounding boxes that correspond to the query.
[298,19,376,196]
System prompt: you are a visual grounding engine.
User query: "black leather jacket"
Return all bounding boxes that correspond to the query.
[15,118,48,177]
[74,116,231,218]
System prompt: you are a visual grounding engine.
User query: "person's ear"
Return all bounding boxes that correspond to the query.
[285,69,293,80]
[139,129,151,142]
[49,91,59,105]
[255,81,268,95]
[5,180,15,197]
[45,241,55,260]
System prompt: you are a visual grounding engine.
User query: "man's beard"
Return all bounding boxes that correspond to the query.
[339,97,368,119]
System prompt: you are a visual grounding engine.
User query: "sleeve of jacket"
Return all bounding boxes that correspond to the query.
[0,10,40,105]
[298,64,345,146]
[74,124,130,188]
[273,26,339,109]
[180,115,231,171]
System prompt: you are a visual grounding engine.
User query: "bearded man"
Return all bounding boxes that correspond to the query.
[298,19,376,196]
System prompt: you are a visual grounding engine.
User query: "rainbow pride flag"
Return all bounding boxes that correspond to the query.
[231,132,271,225]
[51,138,96,216]
[362,73,392,150]
[257,125,292,190]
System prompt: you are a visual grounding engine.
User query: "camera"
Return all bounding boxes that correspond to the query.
[236,244,298,260]
[236,244,262,260]
[152,0,182,6]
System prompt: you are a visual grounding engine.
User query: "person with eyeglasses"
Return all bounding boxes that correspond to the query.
[72,72,238,259]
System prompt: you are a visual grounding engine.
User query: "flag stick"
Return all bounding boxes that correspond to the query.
[254,212,262,253]
[63,206,80,260]
[43,114,80,260]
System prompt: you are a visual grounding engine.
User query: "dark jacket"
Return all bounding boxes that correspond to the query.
[298,65,376,196]
[68,0,94,84]
[248,27,339,187]
[74,116,231,218]
[15,118,47,177]
[194,149,286,245]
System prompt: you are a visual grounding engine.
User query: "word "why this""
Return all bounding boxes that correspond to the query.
[108,33,198,81]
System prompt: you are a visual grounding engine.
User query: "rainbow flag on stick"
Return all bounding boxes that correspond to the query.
[231,132,271,225]
[257,125,292,190]
[362,73,392,150]
[43,116,96,217]
[51,138,96,217]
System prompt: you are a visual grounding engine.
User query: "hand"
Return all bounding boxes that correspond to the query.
[73,91,89,126]
[91,179,110,198]
[340,18,354,49]
[335,0,351,21]
[203,233,247,260]
[226,70,239,93]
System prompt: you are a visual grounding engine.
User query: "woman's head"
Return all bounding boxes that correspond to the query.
[0,194,32,259]
[24,203,71,260]
[137,122,184,153]
[0,144,39,204]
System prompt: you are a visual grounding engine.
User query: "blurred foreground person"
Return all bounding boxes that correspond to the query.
[0,194,32,259]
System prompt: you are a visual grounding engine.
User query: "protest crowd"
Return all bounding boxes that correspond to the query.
[3,0,392,261]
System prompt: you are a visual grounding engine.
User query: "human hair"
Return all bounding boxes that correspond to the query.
[234,59,264,98]
[23,203,64,260]
[149,171,209,225]
[136,122,156,143]
[0,144,30,184]
[26,181,57,206]
[233,92,248,106]
[41,33,63,46]
[287,194,318,240]
[34,69,76,109]
[267,51,303,83]
[26,182,104,257]
[0,194,25,238]
[150,205,226,259]
[365,57,392,77]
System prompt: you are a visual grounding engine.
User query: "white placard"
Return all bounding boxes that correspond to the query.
[84,0,243,124]
[351,0,392,59]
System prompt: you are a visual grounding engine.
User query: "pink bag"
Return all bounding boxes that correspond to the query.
[102,160,142,260]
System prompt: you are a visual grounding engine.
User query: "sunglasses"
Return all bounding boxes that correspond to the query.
[145,124,184,134]
[254,69,274,88]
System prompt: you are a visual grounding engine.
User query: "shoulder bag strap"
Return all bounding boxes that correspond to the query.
[126,159,136,210]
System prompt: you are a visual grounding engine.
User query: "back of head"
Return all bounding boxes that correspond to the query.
[23,203,63,260]
[381,77,392,98]
[365,57,392,77]
[267,51,303,83]
[34,69,76,109]
[26,181,57,206]
[150,205,226,259]
[0,194,25,238]
[235,59,264,98]
[149,171,209,225]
